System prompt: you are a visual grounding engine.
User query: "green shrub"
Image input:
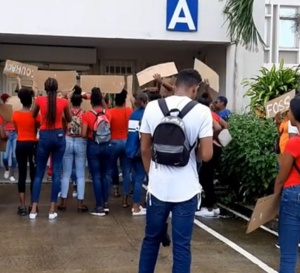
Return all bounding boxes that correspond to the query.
[243,61,300,116]
[219,113,278,204]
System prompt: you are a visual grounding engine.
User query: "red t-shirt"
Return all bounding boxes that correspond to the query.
[108,107,133,140]
[0,115,15,131]
[82,108,111,139]
[284,137,300,188]
[35,96,69,130]
[212,111,221,123]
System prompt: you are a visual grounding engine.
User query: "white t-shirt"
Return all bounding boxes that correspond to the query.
[288,120,299,134]
[140,95,213,202]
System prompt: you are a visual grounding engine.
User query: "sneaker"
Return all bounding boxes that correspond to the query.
[72,191,78,199]
[4,171,9,179]
[57,192,62,198]
[104,204,109,214]
[213,208,220,216]
[195,208,215,218]
[49,212,58,220]
[90,207,106,217]
[17,206,27,216]
[29,212,37,220]
[132,208,147,216]
[9,176,16,182]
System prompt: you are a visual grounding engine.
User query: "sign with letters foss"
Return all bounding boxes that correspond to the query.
[166,0,198,32]
[265,90,295,118]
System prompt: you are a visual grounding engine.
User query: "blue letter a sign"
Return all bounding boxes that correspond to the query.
[166,0,198,32]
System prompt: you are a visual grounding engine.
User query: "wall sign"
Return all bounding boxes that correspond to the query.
[166,0,198,32]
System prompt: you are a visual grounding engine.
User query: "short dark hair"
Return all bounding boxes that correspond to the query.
[18,88,34,107]
[290,95,300,122]
[115,89,128,106]
[71,93,83,107]
[198,97,210,107]
[91,87,103,107]
[216,96,228,107]
[175,69,202,88]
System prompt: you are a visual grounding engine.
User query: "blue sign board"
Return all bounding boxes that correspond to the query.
[166,0,198,32]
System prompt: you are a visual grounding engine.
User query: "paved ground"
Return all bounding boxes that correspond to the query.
[1,182,298,273]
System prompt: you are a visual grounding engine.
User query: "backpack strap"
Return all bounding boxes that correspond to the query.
[179,101,198,119]
[158,99,170,117]
[293,160,300,174]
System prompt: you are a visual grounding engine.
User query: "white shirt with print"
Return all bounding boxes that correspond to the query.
[140,95,213,203]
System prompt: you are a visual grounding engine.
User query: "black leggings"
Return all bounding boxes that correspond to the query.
[15,141,36,193]
[199,144,222,208]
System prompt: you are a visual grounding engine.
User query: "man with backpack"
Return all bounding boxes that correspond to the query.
[138,69,213,273]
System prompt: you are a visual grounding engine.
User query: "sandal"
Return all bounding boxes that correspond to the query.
[77,205,89,213]
[57,205,67,211]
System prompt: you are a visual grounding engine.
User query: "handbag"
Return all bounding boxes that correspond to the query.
[218,129,232,147]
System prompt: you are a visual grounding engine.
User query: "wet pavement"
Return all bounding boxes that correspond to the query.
[0,181,298,273]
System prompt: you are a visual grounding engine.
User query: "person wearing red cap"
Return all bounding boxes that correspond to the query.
[1,93,17,181]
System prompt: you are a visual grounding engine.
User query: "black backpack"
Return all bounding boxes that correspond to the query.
[152,98,198,167]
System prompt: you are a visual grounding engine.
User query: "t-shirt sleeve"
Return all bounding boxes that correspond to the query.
[199,107,213,139]
[285,138,300,158]
[288,120,299,134]
[0,116,3,125]
[140,103,152,134]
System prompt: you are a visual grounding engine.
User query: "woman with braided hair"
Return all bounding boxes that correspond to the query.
[30,78,72,220]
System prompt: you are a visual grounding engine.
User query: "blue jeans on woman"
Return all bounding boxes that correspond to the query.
[279,185,300,273]
[139,194,198,273]
[3,130,17,169]
[71,160,77,184]
[32,129,66,203]
[131,158,145,204]
[61,136,86,200]
[111,139,131,195]
[87,139,112,208]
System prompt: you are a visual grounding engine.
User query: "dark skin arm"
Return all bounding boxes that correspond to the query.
[32,103,39,118]
[219,118,228,129]
[141,133,152,174]
[81,123,88,138]
[197,136,213,162]
[274,152,294,194]
[63,104,72,123]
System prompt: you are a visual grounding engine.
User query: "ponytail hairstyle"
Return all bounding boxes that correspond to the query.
[90,87,103,107]
[44,78,58,128]
[115,89,128,106]
[71,85,83,107]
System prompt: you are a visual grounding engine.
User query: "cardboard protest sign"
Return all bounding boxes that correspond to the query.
[80,75,125,94]
[6,96,23,112]
[246,193,280,234]
[81,99,92,112]
[136,62,178,87]
[34,70,77,93]
[0,103,13,122]
[194,59,219,93]
[3,60,38,80]
[126,75,133,107]
[265,90,295,118]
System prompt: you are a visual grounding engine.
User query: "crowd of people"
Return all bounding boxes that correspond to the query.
[1,67,299,273]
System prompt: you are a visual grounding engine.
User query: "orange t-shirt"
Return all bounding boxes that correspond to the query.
[35,96,69,130]
[108,107,133,140]
[279,120,289,154]
[82,108,111,139]
[212,111,221,123]
[0,115,15,131]
[284,136,300,188]
[12,111,40,141]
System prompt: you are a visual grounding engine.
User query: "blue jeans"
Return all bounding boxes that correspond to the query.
[32,129,66,203]
[87,139,112,208]
[71,158,77,184]
[61,137,87,200]
[111,139,131,195]
[3,130,17,169]
[139,194,198,273]
[279,185,300,273]
[131,158,145,204]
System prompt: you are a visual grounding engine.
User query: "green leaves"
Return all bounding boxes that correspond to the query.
[243,62,300,115]
[219,113,278,204]
[220,0,265,51]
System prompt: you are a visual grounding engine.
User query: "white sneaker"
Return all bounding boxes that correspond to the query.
[195,208,215,218]
[9,176,16,182]
[57,192,62,198]
[213,208,220,216]
[131,206,146,213]
[4,171,9,179]
[48,212,58,220]
[132,208,147,216]
[72,191,78,199]
[29,213,37,220]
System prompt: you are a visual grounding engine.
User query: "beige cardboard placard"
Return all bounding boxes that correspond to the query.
[81,99,93,112]
[80,75,125,94]
[3,59,38,80]
[194,59,219,93]
[126,75,133,107]
[0,104,13,122]
[265,90,295,118]
[6,96,23,112]
[34,70,77,93]
[246,193,280,234]
[136,62,178,87]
